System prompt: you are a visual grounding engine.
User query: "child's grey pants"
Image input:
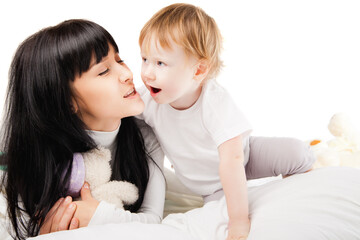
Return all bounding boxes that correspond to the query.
[203,136,316,203]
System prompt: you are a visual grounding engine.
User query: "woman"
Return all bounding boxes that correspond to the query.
[0,19,165,239]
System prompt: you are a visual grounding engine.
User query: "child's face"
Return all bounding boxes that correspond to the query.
[141,37,201,109]
[71,45,144,131]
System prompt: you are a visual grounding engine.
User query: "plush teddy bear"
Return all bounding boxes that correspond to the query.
[67,147,138,209]
[310,113,360,168]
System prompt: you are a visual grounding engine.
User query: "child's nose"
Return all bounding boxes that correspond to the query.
[142,65,155,81]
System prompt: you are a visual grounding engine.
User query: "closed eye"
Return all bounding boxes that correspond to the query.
[99,69,109,76]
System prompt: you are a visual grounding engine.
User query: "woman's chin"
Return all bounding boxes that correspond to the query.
[129,102,145,117]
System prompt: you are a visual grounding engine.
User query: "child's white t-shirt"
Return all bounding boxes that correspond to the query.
[139,79,252,196]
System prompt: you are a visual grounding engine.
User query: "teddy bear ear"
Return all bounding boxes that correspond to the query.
[97,147,112,162]
[85,147,111,162]
[328,113,352,137]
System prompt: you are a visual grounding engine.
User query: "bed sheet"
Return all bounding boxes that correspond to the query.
[22,167,360,240]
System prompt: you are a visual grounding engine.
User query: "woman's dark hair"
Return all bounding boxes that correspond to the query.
[0,19,150,239]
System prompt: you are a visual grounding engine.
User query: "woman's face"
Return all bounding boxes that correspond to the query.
[71,45,144,131]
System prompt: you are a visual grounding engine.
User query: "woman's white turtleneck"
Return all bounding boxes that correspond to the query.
[84,119,166,225]
[86,121,120,161]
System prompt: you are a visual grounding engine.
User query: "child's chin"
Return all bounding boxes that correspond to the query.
[153,98,164,104]
[152,97,169,105]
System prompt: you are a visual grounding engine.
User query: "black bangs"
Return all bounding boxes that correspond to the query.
[52,19,119,80]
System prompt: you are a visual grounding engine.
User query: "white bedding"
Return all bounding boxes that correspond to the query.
[163,167,360,240]
[1,167,359,240]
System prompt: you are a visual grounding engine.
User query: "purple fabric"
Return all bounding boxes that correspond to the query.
[67,153,85,197]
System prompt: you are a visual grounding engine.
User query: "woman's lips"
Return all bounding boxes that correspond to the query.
[123,88,137,98]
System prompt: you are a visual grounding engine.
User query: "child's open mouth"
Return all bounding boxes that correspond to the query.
[151,87,162,94]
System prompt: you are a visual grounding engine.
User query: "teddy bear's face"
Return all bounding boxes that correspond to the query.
[83,148,112,188]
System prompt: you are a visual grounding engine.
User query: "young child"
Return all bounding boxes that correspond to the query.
[138,3,315,239]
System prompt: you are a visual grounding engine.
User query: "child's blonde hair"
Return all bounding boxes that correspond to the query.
[139,3,223,80]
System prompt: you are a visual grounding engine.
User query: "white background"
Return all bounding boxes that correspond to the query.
[0,0,359,142]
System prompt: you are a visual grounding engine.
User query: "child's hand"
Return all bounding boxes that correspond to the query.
[73,182,99,227]
[226,219,251,240]
[39,196,79,234]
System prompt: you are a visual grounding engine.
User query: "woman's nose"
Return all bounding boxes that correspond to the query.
[118,65,133,83]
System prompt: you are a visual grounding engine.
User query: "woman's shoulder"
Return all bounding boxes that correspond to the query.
[135,118,154,136]
[134,118,159,152]
[134,118,164,167]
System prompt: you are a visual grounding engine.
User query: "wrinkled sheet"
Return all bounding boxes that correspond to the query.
[1,167,359,240]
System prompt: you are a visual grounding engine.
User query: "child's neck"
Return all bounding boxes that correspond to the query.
[170,85,203,110]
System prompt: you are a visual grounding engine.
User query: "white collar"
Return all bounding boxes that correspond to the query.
[86,121,121,149]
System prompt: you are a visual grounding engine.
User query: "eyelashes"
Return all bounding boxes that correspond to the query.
[157,61,165,66]
[99,68,109,76]
[142,57,166,67]
[98,59,125,76]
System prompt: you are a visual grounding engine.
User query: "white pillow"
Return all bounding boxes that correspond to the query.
[163,167,360,240]
[11,167,360,240]
[248,167,360,240]
[29,222,195,240]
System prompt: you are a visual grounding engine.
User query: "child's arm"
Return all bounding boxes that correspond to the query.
[218,135,250,240]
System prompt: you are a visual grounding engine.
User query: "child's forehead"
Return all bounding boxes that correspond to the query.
[141,33,180,55]
[140,31,196,62]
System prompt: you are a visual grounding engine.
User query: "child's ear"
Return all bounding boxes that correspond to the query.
[193,60,210,82]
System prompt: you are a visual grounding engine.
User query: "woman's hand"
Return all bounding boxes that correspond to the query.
[226,219,251,240]
[73,182,100,227]
[39,196,79,234]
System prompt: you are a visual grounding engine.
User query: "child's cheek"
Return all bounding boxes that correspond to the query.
[166,82,180,94]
